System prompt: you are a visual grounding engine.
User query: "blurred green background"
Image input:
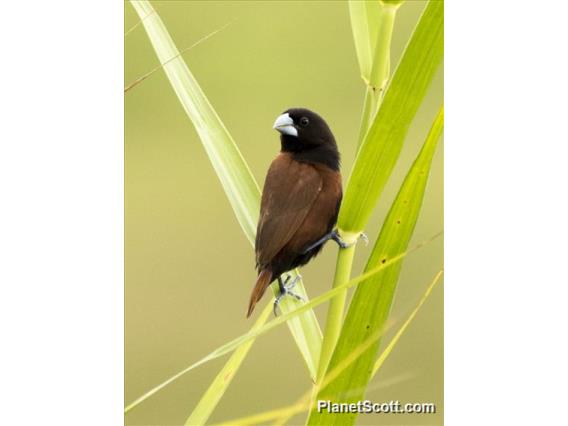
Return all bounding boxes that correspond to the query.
[125,1,443,425]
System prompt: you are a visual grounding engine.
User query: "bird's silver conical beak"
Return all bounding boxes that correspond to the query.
[273,113,298,137]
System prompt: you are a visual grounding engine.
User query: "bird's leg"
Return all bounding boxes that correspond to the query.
[273,274,304,316]
[301,232,334,254]
[302,229,369,254]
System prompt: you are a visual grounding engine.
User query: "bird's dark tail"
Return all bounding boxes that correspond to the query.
[247,269,273,318]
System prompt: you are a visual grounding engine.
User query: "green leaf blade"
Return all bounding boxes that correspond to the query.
[308,106,443,426]
[339,0,444,235]
[128,0,322,418]
[130,0,259,243]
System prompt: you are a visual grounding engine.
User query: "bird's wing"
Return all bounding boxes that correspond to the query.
[255,155,322,267]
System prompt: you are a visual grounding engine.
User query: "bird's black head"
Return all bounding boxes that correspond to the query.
[273,107,340,170]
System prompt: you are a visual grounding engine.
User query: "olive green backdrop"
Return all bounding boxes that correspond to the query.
[125,1,443,425]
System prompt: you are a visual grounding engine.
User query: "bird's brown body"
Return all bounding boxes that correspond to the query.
[247,108,343,317]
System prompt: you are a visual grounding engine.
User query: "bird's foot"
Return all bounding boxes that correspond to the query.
[273,274,304,316]
[331,230,350,248]
[331,230,369,249]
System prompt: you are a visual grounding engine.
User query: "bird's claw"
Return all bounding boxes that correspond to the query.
[331,230,349,248]
[332,230,368,249]
[273,274,304,316]
[302,230,369,253]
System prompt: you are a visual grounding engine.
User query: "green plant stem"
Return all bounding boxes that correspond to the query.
[317,0,400,394]
[316,243,356,383]
[356,3,399,147]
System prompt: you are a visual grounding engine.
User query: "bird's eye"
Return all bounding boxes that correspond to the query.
[300,117,309,127]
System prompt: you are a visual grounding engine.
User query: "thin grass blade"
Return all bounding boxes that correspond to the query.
[208,268,442,426]
[123,231,439,414]
[185,302,272,426]
[372,269,443,377]
[308,106,443,426]
[125,23,230,93]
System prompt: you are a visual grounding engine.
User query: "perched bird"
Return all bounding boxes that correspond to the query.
[247,108,348,318]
